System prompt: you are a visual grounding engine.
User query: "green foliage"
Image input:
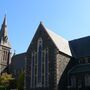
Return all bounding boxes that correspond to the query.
[0,72,25,90]
[17,71,24,90]
[0,73,15,89]
[0,85,7,90]
[0,73,14,87]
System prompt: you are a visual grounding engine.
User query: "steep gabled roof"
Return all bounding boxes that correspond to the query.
[41,23,72,56]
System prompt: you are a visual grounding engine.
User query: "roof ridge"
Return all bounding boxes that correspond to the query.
[70,36,90,42]
[41,23,72,56]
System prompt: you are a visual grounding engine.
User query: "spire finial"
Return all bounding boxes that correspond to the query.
[40,21,44,26]
[0,15,8,41]
[3,14,7,26]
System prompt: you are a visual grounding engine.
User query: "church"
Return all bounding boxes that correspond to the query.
[25,22,90,90]
[0,16,90,90]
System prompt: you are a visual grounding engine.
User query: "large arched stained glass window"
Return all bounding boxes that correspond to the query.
[30,38,49,88]
[37,38,43,87]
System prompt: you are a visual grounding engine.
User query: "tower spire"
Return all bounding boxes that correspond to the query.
[2,15,7,37]
[3,14,7,27]
[0,15,11,48]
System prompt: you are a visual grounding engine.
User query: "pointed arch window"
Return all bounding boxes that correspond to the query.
[37,38,43,86]
[30,38,49,88]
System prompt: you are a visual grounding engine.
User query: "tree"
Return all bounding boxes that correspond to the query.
[0,73,14,89]
[17,71,24,90]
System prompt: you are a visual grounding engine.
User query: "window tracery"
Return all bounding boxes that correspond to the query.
[31,38,49,88]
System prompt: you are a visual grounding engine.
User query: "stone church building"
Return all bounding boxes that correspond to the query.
[25,23,90,90]
[0,16,90,90]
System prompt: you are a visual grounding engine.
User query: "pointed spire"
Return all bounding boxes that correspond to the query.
[1,15,8,38]
[0,15,11,48]
[2,14,7,27]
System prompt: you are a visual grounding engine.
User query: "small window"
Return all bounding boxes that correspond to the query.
[71,76,76,88]
[85,74,90,86]
[79,58,85,64]
[87,57,90,63]
[77,78,82,88]
[85,58,88,63]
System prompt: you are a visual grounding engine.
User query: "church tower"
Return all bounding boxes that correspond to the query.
[0,15,11,73]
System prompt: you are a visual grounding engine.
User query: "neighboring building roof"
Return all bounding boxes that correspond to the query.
[10,53,26,72]
[69,36,90,58]
[69,64,90,74]
[41,23,72,56]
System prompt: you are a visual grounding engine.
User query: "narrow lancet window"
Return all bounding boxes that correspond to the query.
[37,38,43,87]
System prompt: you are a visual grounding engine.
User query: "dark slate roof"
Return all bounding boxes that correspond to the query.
[69,64,90,74]
[69,36,90,58]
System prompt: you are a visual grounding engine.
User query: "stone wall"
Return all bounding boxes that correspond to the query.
[10,53,26,79]
[56,52,70,84]
[0,46,11,73]
[56,52,78,90]
[25,23,75,90]
[26,23,58,90]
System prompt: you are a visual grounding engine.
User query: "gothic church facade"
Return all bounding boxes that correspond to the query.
[25,23,90,90]
[25,23,73,90]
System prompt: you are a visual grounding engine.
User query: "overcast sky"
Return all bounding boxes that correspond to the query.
[0,0,90,54]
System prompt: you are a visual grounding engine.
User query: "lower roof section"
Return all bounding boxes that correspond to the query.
[69,64,90,74]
